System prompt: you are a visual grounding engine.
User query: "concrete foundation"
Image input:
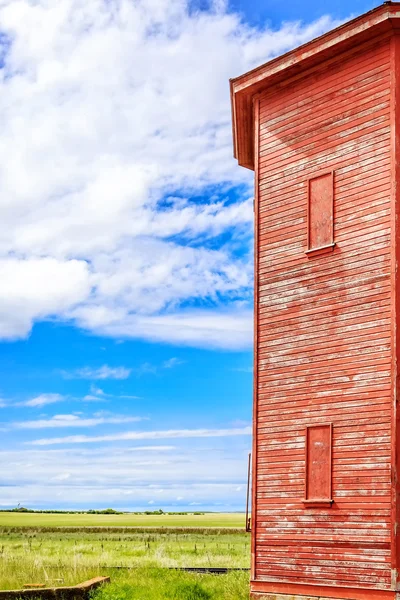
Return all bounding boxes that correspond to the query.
[0,576,110,599]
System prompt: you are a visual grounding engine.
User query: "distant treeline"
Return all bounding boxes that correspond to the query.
[0,507,206,516]
[0,526,242,535]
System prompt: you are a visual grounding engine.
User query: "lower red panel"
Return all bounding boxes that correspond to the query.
[250,580,395,600]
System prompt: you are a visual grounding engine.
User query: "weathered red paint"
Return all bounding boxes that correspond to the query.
[304,424,333,507]
[231,3,400,599]
[307,172,335,254]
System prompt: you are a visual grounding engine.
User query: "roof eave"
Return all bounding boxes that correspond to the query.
[231,2,400,170]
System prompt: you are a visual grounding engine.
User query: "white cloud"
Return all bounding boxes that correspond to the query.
[0,0,338,349]
[64,365,132,380]
[90,385,107,397]
[13,413,144,429]
[68,243,253,349]
[0,258,90,340]
[132,362,158,376]
[83,383,141,401]
[129,357,183,376]
[103,309,253,349]
[162,357,184,369]
[0,443,250,509]
[54,472,71,481]
[30,425,252,445]
[17,393,65,408]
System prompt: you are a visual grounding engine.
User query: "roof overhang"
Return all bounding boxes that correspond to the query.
[230,2,400,171]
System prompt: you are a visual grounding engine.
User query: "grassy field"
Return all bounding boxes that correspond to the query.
[0,527,250,598]
[94,568,249,600]
[0,512,244,529]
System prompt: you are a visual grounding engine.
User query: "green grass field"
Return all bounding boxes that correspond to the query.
[94,568,249,600]
[0,516,250,598]
[0,512,245,529]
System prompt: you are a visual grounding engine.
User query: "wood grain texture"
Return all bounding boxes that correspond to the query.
[252,95,260,580]
[230,4,400,169]
[304,424,333,506]
[389,29,400,593]
[253,34,393,593]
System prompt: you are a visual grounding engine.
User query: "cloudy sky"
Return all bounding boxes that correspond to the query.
[0,0,378,511]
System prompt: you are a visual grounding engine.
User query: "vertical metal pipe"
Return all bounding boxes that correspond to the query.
[246,452,251,532]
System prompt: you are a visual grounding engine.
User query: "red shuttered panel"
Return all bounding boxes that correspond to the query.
[307,172,334,253]
[254,35,392,593]
[304,424,333,507]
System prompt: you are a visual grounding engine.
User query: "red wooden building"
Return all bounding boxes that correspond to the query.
[231,3,400,599]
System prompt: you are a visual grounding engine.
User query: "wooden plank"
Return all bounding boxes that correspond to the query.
[234,15,399,593]
[254,35,392,588]
[251,95,260,581]
[389,30,400,589]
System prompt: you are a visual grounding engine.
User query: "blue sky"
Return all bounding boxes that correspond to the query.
[0,0,379,511]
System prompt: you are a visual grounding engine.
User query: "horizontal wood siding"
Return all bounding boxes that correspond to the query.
[255,37,392,590]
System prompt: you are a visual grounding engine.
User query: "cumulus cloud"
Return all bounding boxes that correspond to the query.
[0,258,90,340]
[0,0,338,349]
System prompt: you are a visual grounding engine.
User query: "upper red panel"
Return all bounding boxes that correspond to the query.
[308,172,334,251]
[305,424,332,503]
